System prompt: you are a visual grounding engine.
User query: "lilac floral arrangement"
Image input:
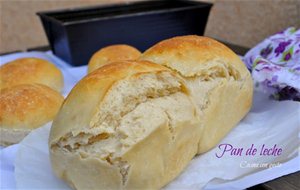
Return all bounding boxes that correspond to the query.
[243,27,300,101]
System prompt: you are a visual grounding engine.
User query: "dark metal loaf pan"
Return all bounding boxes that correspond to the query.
[37,0,212,66]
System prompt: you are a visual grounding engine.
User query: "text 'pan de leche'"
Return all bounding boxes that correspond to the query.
[49,60,202,190]
[88,44,141,73]
[0,57,64,92]
[0,84,64,146]
[140,35,253,154]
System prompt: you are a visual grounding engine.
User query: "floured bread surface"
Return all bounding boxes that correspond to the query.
[49,61,201,190]
[0,58,64,92]
[140,35,253,153]
[88,44,141,73]
[0,84,64,146]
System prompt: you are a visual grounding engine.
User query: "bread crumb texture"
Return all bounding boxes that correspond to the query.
[50,61,201,189]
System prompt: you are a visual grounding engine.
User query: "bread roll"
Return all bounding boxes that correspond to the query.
[88,44,141,73]
[49,60,201,189]
[0,58,64,92]
[140,35,253,154]
[0,84,64,146]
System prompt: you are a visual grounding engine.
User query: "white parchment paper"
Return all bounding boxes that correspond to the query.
[14,91,300,190]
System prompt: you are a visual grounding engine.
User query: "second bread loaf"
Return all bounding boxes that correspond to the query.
[140,35,253,154]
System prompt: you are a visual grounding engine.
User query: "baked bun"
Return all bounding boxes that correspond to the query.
[50,60,201,189]
[0,84,64,146]
[88,44,141,73]
[0,58,64,92]
[140,35,253,154]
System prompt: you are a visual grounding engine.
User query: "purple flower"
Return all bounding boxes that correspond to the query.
[262,79,273,88]
[260,44,273,58]
[284,52,292,61]
[274,40,292,56]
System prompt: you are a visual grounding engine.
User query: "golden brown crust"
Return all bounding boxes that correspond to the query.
[0,58,64,92]
[88,44,141,73]
[140,35,248,77]
[0,84,64,130]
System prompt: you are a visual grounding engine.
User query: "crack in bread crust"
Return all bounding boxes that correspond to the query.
[53,71,191,187]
